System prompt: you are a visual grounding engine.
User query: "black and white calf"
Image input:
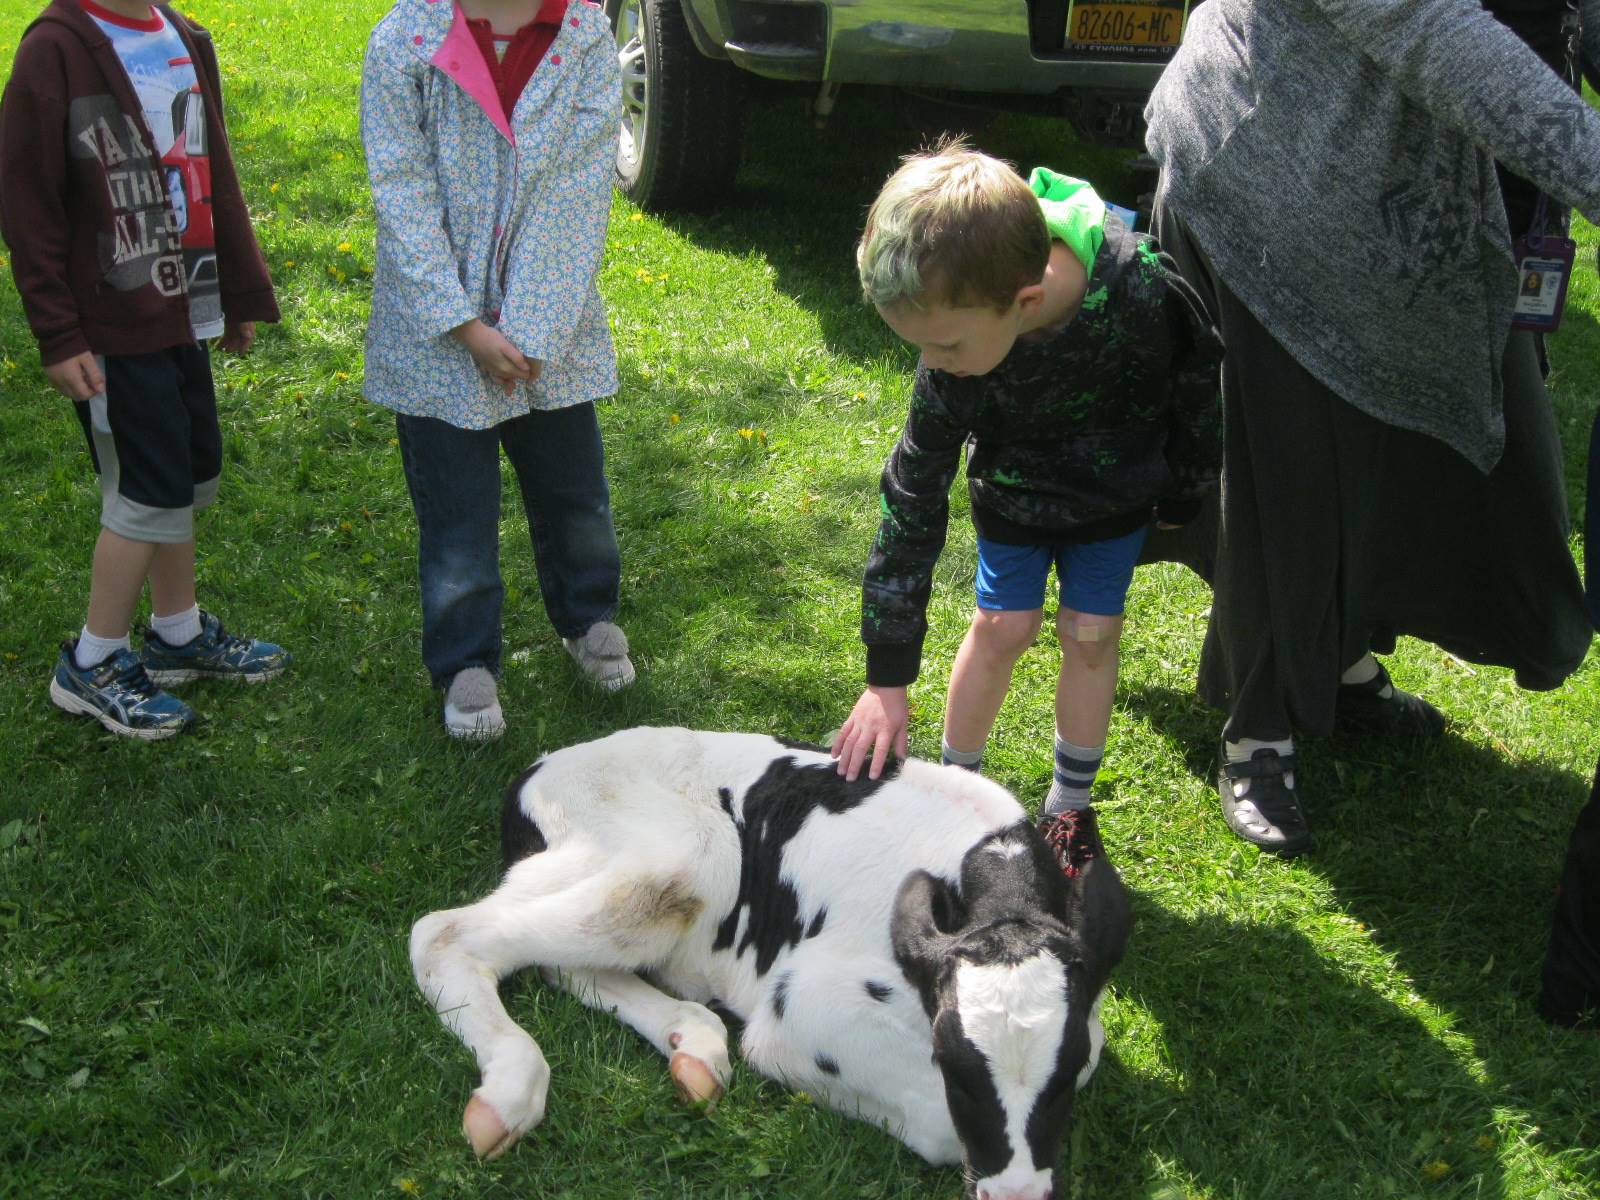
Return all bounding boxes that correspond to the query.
[411,727,1131,1200]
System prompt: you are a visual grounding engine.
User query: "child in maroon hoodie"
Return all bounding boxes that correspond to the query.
[1,0,288,738]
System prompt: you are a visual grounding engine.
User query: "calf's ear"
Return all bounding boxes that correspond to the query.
[891,870,961,1015]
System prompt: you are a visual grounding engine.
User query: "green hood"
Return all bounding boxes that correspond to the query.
[1028,167,1106,274]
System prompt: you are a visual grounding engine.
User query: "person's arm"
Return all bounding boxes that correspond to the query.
[831,370,971,779]
[0,36,86,369]
[1155,279,1222,528]
[359,27,477,340]
[1312,0,1600,221]
[179,13,278,327]
[495,22,621,364]
[861,367,973,688]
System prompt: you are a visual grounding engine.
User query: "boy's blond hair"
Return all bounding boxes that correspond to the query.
[857,138,1049,313]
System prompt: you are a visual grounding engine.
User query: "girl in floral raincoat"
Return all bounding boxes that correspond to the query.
[361,0,634,739]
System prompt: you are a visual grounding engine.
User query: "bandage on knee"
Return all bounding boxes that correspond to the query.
[1065,618,1106,643]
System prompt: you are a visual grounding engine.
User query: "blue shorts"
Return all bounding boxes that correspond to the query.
[974,526,1147,615]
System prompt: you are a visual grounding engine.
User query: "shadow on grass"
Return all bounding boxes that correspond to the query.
[1100,901,1514,1198]
[1307,738,1600,1189]
[1119,681,1600,1189]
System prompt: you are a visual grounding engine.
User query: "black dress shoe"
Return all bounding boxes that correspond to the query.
[1217,744,1311,857]
[1335,664,1445,738]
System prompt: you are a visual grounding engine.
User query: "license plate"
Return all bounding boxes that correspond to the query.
[1065,0,1189,52]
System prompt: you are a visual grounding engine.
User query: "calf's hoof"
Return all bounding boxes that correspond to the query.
[670,1050,724,1109]
[463,1093,521,1160]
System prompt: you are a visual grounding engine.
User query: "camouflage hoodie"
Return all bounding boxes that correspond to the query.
[861,179,1222,687]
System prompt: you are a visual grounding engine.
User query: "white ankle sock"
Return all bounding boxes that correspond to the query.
[151,604,202,647]
[1222,736,1295,799]
[1340,653,1393,696]
[76,628,130,669]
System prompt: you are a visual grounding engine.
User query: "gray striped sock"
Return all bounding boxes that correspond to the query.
[942,741,984,772]
[1043,735,1103,815]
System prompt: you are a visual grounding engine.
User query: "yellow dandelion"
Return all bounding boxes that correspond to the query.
[629,212,644,222]
[269,182,280,193]
[1474,1135,1495,1152]
[339,520,353,532]
[336,371,350,381]
[337,241,352,252]
[0,254,9,267]
[396,1179,421,1196]
[656,273,668,283]
[668,413,680,425]
[738,428,753,440]
[389,437,400,446]
[284,260,295,268]
[853,391,866,400]
[1421,1160,1450,1182]
[362,265,374,275]
[635,268,652,281]
[334,151,346,161]
[335,269,347,282]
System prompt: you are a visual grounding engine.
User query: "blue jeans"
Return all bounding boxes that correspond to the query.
[395,404,621,687]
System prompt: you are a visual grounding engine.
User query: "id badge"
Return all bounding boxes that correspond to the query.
[1511,233,1576,332]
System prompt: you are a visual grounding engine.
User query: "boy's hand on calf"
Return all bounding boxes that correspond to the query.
[43,352,105,402]
[454,319,534,396]
[832,686,910,781]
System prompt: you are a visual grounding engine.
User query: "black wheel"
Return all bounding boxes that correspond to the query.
[606,0,744,212]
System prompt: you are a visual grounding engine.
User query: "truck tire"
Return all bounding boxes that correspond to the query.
[606,0,744,212]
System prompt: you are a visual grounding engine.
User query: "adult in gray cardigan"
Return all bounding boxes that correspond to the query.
[1145,0,1600,855]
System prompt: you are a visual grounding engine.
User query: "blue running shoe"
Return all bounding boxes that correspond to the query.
[50,643,195,739]
[141,610,291,684]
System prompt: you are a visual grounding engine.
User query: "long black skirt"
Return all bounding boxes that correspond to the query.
[1145,209,1592,741]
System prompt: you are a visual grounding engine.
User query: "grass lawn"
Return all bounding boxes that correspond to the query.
[2,2,1599,1197]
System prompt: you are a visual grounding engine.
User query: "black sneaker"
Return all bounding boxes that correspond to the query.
[1335,664,1445,738]
[1037,805,1103,879]
[1216,744,1310,856]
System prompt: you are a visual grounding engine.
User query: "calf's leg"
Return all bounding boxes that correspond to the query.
[411,854,699,1158]
[542,967,731,1106]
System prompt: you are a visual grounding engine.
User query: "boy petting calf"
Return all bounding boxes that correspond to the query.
[411,145,1208,1189]
[832,141,1221,868]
